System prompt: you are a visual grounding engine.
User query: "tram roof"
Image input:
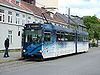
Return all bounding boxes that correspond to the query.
[77,30,88,35]
[43,24,88,35]
[25,23,88,35]
[43,23,75,33]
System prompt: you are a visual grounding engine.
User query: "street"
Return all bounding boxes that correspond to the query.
[0,47,100,75]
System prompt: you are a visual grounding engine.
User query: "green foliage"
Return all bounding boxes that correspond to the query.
[83,15,100,40]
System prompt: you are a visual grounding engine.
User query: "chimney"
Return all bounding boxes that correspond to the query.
[31,0,36,5]
[22,0,36,5]
[6,0,22,6]
[46,11,54,18]
[16,0,21,5]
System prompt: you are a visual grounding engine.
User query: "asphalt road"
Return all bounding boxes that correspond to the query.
[0,47,100,75]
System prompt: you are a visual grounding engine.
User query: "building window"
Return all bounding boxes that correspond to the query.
[22,15,26,25]
[16,13,20,24]
[8,30,13,44]
[0,9,4,22]
[8,11,12,23]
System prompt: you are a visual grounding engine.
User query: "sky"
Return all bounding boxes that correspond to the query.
[59,0,100,18]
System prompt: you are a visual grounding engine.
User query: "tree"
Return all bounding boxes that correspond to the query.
[83,15,100,46]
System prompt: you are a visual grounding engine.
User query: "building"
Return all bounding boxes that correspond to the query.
[0,0,59,50]
[0,0,85,50]
[36,0,58,8]
[36,0,58,13]
[0,0,30,50]
[0,0,45,50]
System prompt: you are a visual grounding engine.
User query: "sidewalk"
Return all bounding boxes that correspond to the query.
[0,51,21,64]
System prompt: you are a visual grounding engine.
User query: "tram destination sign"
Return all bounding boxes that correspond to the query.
[26,24,41,29]
[31,24,40,28]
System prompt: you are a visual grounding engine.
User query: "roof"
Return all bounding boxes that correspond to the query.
[70,15,84,26]
[53,12,67,24]
[0,0,32,14]
[54,12,85,27]
[20,1,53,20]
[0,0,84,27]
[0,0,52,20]
[0,0,13,7]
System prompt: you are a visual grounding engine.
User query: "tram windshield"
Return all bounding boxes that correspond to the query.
[24,29,42,44]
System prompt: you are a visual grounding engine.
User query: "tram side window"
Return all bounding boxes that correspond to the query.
[78,35,83,41]
[56,32,62,41]
[56,32,60,41]
[70,33,75,41]
[83,36,88,42]
[65,33,75,41]
[65,33,68,41]
[44,32,51,42]
[78,35,87,42]
[61,32,64,41]
[56,32,64,41]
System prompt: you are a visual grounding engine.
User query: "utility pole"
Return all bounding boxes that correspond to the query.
[66,7,78,53]
[68,8,70,24]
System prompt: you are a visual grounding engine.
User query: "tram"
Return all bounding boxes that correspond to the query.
[22,23,88,59]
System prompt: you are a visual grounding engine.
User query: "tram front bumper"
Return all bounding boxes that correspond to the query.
[22,52,43,59]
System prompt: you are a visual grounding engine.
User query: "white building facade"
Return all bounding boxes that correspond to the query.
[0,2,43,50]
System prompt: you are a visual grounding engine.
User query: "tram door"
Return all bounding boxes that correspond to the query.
[56,32,65,56]
[42,31,56,58]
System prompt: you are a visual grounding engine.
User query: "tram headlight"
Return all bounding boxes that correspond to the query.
[39,50,42,53]
[23,50,26,52]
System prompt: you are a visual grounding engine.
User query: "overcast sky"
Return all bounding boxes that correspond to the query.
[59,0,100,18]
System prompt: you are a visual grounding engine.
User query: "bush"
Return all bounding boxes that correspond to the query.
[92,43,98,47]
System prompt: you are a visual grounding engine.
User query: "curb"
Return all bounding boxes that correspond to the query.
[0,59,17,64]
[0,49,21,53]
[0,51,22,64]
[0,57,23,64]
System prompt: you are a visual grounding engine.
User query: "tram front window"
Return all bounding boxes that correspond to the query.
[25,29,42,44]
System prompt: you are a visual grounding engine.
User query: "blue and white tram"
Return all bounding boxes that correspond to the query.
[22,23,88,59]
